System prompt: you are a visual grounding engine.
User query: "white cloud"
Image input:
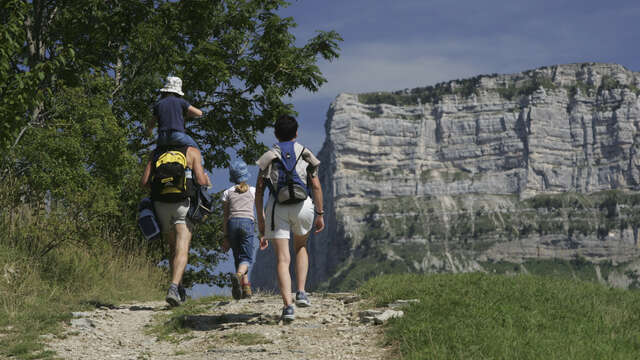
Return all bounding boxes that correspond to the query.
[291,36,555,102]
[285,0,640,104]
[292,47,477,101]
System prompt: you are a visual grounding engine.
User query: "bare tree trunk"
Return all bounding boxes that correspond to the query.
[112,45,125,97]
[2,0,56,174]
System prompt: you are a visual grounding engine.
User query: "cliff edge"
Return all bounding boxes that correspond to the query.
[253,62,640,291]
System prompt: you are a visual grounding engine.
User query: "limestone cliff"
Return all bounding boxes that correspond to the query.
[251,62,640,291]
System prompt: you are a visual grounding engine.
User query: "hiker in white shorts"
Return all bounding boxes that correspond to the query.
[255,114,325,322]
[265,197,315,239]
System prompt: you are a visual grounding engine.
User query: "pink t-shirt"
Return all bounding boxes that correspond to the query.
[222,185,256,221]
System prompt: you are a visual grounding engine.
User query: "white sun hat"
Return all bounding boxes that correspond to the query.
[159,76,184,96]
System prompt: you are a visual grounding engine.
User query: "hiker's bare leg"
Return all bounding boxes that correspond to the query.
[293,233,309,292]
[171,223,192,285]
[166,231,177,279]
[237,263,249,275]
[237,263,249,283]
[273,238,292,306]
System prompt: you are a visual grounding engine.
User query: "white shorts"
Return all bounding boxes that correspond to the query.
[264,197,314,239]
[153,198,192,234]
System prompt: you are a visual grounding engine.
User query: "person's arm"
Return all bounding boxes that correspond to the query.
[309,176,325,233]
[303,148,324,233]
[189,148,211,187]
[140,158,153,188]
[145,115,157,137]
[186,105,202,118]
[255,173,268,250]
[222,199,230,252]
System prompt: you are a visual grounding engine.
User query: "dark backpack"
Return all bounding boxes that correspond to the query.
[151,146,189,202]
[265,141,309,230]
[137,197,161,241]
[187,185,214,223]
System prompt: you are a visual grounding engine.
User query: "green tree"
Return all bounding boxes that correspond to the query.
[1,0,342,285]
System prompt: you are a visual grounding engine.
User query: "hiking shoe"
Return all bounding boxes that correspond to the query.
[165,286,181,307]
[295,291,311,307]
[231,273,242,300]
[242,283,252,299]
[282,305,295,322]
[178,284,187,303]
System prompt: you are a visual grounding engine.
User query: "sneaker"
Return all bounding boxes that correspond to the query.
[165,285,181,307]
[295,291,311,307]
[281,305,295,322]
[242,283,252,299]
[178,284,187,303]
[231,273,242,300]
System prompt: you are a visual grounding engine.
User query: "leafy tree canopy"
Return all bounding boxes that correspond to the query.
[2,0,341,167]
[0,0,341,285]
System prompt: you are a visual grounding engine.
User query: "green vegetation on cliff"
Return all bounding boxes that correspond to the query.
[358,75,483,106]
[324,190,640,291]
[356,72,559,105]
[357,65,639,107]
[357,190,640,247]
[360,273,640,359]
[494,73,557,100]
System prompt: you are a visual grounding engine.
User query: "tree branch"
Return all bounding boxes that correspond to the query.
[9,103,45,150]
[24,15,36,58]
[12,124,31,149]
[112,47,124,97]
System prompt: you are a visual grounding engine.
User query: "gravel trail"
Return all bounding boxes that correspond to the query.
[45,292,391,359]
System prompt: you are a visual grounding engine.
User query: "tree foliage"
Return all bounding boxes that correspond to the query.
[0,0,341,285]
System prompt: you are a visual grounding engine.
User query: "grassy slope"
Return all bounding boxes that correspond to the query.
[359,273,640,359]
[0,243,165,359]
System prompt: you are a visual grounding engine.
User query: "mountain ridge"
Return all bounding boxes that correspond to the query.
[251,62,640,291]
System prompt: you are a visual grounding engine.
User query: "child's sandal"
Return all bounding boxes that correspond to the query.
[242,282,252,298]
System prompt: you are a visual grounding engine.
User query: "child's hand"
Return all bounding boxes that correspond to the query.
[259,236,269,250]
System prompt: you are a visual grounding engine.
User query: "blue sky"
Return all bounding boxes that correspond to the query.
[197,0,640,296]
[279,0,640,154]
[210,0,640,191]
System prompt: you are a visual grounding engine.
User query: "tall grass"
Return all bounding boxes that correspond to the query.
[359,273,640,359]
[0,179,166,359]
[0,245,164,358]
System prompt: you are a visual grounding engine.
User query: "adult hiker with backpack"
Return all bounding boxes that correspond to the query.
[146,76,203,149]
[255,114,325,322]
[140,145,211,307]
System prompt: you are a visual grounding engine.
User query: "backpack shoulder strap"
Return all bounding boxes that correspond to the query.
[277,141,305,172]
[293,146,305,172]
[295,145,306,161]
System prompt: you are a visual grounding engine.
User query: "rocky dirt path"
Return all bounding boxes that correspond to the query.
[45,292,394,359]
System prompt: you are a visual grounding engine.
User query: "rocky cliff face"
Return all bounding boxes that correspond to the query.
[251,63,640,291]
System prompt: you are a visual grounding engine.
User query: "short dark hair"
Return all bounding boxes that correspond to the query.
[274,114,298,141]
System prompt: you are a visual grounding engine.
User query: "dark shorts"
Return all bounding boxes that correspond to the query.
[228,217,258,271]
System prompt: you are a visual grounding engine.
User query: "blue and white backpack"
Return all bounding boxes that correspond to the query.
[265,141,309,229]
